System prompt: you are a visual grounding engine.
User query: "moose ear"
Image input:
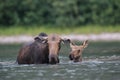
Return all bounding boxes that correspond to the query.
[34,36,48,41]
[61,38,71,44]
[34,37,40,40]
[42,39,48,43]
[34,36,43,40]
[60,39,65,44]
[82,40,88,48]
[69,41,76,48]
[65,39,71,43]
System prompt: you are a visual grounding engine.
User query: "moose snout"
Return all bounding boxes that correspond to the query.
[69,54,74,60]
[69,53,81,62]
[49,54,59,64]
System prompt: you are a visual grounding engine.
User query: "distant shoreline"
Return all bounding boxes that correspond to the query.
[0,33,120,43]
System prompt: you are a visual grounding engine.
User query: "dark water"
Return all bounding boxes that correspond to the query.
[0,41,120,80]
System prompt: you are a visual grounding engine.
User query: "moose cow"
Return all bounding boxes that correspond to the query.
[17,33,49,64]
[69,40,88,62]
[17,33,66,64]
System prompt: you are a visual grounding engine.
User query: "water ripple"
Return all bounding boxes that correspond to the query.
[0,55,120,80]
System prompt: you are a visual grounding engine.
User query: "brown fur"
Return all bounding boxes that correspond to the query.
[17,33,68,64]
[17,41,49,64]
[17,33,49,64]
[69,40,88,62]
[47,34,62,64]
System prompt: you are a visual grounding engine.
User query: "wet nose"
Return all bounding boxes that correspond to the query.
[49,54,59,64]
[69,54,74,60]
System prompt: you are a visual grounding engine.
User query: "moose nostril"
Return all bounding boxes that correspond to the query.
[49,54,59,64]
[69,54,74,60]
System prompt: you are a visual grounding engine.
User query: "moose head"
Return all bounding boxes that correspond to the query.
[37,34,66,64]
[69,40,88,62]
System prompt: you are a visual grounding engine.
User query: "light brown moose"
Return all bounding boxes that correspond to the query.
[69,40,88,62]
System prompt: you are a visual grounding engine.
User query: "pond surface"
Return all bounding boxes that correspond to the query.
[0,41,120,80]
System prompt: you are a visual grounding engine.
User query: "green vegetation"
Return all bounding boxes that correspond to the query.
[0,25,120,36]
[0,0,119,26]
[0,0,119,36]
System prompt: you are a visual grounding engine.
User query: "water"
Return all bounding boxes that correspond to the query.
[0,58,120,80]
[0,42,120,80]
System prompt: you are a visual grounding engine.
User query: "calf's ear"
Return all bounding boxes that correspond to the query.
[70,41,76,49]
[82,40,88,48]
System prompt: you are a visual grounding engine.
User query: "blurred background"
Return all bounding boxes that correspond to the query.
[0,0,120,35]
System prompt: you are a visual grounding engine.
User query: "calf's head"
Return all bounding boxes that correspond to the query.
[69,40,88,62]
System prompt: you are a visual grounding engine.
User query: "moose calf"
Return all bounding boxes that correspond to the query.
[69,40,88,62]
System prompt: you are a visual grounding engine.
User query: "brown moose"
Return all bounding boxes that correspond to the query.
[69,40,88,62]
[17,33,66,64]
[17,33,49,64]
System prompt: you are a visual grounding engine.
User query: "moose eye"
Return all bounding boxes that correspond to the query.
[77,50,80,53]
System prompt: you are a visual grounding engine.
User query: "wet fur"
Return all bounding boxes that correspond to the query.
[17,33,49,64]
[69,40,88,62]
[47,34,62,64]
[17,40,49,64]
